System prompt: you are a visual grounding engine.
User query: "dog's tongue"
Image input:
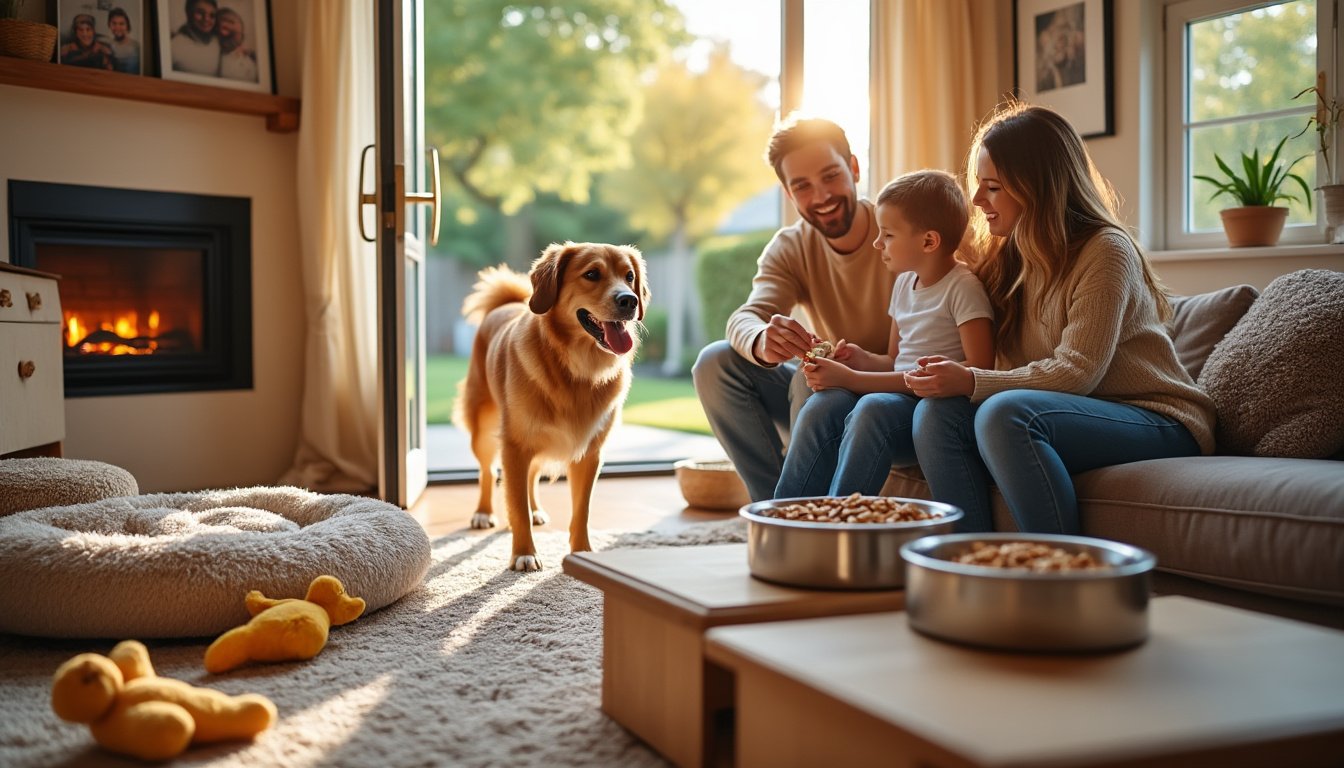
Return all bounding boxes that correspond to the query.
[602,321,633,355]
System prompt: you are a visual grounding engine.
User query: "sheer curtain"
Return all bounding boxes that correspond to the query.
[870,0,1009,187]
[280,0,379,493]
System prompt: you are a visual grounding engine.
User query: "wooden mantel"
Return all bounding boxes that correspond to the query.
[0,56,300,133]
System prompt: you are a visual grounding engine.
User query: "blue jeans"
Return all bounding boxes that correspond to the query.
[691,340,813,501]
[912,390,1202,533]
[776,390,920,498]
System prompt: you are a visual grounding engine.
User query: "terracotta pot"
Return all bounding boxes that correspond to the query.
[1319,184,1344,244]
[1218,206,1289,248]
[0,18,57,62]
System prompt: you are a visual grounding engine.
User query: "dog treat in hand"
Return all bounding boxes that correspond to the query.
[803,340,834,362]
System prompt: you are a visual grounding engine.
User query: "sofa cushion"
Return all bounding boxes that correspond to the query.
[885,458,1344,607]
[1199,269,1344,458]
[1077,456,1344,606]
[1167,284,1259,380]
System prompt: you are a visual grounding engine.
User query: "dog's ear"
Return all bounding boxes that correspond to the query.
[528,242,576,315]
[627,246,650,321]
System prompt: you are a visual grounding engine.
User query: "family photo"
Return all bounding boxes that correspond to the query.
[56,0,144,74]
[155,0,273,92]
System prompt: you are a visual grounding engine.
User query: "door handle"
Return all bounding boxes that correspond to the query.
[356,145,441,246]
[405,148,442,246]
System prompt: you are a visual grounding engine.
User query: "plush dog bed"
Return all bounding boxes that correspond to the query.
[0,458,139,516]
[0,486,432,639]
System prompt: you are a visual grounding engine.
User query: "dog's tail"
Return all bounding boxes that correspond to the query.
[461,265,532,323]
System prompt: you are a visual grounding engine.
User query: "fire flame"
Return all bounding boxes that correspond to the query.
[65,309,163,355]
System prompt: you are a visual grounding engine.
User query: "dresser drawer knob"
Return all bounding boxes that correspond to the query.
[18,360,36,380]
[0,289,10,308]
[26,292,42,311]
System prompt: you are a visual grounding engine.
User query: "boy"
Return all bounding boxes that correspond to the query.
[775,169,995,498]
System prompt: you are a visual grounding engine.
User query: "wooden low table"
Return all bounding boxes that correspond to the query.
[705,596,1344,768]
[563,543,904,768]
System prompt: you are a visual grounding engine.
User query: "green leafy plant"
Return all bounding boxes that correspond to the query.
[1294,71,1342,185]
[1194,135,1313,210]
[0,0,23,19]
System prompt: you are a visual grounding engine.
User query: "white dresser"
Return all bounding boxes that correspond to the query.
[0,263,64,457]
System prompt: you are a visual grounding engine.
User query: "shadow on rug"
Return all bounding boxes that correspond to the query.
[0,518,747,768]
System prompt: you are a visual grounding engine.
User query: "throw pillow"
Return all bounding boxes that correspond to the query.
[1167,284,1259,380]
[1199,269,1344,458]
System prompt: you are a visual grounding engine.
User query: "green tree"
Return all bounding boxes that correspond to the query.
[599,45,777,374]
[425,0,686,267]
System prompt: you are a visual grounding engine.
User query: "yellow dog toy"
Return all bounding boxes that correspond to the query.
[204,575,366,674]
[51,640,276,761]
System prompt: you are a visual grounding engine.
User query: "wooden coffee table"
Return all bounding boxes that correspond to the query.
[704,596,1344,767]
[563,543,904,768]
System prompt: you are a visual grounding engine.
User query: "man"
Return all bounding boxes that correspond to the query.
[692,114,896,502]
[171,0,220,76]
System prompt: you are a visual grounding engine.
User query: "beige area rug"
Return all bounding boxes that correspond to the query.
[0,518,747,767]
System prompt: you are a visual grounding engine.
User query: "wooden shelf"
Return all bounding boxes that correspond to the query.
[0,56,299,132]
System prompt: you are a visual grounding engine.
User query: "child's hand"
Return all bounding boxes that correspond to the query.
[904,356,975,398]
[802,356,852,391]
[830,338,855,364]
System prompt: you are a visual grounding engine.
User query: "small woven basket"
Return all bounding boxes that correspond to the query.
[674,458,751,511]
[0,18,57,62]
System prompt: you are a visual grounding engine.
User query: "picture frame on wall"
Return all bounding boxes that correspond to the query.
[57,0,146,75]
[155,0,274,93]
[1013,0,1114,138]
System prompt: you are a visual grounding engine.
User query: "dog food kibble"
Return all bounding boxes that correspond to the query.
[760,493,940,523]
[802,340,834,361]
[952,541,1110,572]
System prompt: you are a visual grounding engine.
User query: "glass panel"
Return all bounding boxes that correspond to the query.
[1188,115,1317,231]
[1187,0,1316,123]
[406,255,422,452]
[424,0,784,472]
[802,0,870,186]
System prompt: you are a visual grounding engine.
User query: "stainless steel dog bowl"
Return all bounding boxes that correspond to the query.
[740,496,963,590]
[900,533,1156,652]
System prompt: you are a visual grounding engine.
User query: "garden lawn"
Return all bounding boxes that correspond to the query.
[427,354,712,435]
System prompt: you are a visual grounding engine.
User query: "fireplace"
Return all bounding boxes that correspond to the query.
[8,181,252,397]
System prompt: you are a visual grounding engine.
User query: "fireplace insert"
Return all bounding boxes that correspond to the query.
[8,180,252,397]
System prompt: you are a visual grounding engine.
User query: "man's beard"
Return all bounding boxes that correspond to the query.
[801,195,856,240]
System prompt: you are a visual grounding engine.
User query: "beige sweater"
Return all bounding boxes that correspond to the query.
[971,228,1217,454]
[726,199,896,362]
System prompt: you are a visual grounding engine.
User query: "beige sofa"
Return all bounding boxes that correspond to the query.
[883,270,1344,629]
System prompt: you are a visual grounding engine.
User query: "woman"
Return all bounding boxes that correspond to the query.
[905,103,1215,534]
[59,14,114,70]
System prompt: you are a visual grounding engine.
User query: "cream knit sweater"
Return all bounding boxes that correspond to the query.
[970,228,1216,454]
[726,199,897,362]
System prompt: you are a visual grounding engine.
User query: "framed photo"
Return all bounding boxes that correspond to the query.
[1013,0,1114,138]
[58,0,145,75]
[155,0,274,93]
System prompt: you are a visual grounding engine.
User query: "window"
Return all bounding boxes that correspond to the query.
[1165,0,1337,248]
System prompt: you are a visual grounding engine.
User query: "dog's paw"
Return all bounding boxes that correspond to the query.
[510,554,543,572]
[531,508,550,526]
[470,512,497,529]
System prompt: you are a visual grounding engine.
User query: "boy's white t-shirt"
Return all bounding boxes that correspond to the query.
[888,262,993,371]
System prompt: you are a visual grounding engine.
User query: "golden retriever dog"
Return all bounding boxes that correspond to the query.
[454,242,649,571]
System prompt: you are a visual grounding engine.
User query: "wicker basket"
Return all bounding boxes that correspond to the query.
[674,458,751,511]
[0,18,58,62]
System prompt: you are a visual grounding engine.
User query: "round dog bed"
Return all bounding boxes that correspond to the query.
[0,458,139,517]
[0,486,432,639]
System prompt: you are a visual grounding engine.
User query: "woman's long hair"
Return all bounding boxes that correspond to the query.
[963,102,1170,353]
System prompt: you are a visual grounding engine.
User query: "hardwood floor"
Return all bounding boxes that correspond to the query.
[408,473,736,539]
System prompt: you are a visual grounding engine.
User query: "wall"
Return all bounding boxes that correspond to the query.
[0,3,305,492]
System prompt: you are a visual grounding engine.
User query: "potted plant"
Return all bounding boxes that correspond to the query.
[1295,70,1344,243]
[1194,134,1312,247]
[0,0,57,62]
